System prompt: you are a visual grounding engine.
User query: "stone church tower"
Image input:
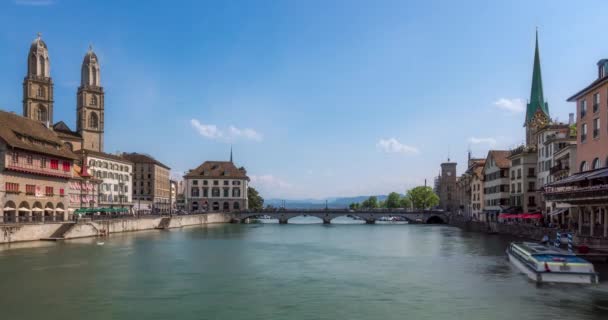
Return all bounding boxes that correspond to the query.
[23,33,54,124]
[77,46,104,152]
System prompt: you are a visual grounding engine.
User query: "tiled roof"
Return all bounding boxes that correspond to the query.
[75,149,133,165]
[487,150,511,169]
[121,152,170,170]
[184,161,248,180]
[0,110,78,160]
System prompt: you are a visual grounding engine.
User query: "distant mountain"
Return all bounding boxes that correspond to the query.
[265,195,392,209]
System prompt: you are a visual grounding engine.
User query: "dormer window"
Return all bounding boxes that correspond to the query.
[599,59,608,78]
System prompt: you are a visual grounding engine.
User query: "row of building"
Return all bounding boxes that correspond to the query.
[0,35,249,223]
[435,32,608,240]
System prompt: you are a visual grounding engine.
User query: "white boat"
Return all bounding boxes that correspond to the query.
[506,242,599,284]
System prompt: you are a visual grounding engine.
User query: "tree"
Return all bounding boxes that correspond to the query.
[405,186,439,210]
[361,196,379,208]
[385,192,402,208]
[247,187,264,210]
[349,202,361,210]
[399,196,412,209]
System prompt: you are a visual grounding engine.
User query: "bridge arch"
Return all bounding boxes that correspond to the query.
[425,215,445,224]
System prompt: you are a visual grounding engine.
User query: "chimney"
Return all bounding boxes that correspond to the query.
[568,113,574,125]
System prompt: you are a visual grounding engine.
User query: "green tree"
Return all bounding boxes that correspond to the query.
[399,196,412,209]
[247,187,264,210]
[349,202,361,210]
[361,196,379,208]
[385,192,402,208]
[405,186,439,210]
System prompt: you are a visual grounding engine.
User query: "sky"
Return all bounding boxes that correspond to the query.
[1,0,607,199]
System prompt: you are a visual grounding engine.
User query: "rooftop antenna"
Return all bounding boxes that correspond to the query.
[447,145,451,162]
[230,145,233,163]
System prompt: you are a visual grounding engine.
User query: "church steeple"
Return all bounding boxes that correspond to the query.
[525,30,550,125]
[77,44,104,152]
[524,30,551,145]
[23,32,54,124]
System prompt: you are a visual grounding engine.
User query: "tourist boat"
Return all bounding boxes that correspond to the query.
[506,242,599,284]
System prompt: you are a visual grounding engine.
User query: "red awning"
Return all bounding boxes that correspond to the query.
[499,213,542,219]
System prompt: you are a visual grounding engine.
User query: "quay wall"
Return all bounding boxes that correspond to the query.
[448,217,561,241]
[0,213,235,243]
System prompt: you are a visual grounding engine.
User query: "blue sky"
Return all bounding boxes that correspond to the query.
[1,0,607,199]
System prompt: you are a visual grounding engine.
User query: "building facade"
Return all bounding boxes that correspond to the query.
[508,146,538,213]
[83,150,133,209]
[482,150,511,220]
[470,161,485,220]
[0,111,77,222]
[68,163,100,211]
[121,153,171,213]
[184,161,249,212]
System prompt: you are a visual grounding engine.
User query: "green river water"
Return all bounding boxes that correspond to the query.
[1,217,607,320]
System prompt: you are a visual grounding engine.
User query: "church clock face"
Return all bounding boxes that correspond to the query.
[447,171,452,176]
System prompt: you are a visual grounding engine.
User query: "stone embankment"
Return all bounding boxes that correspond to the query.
[448,216,563,241]
[0,213,234,244]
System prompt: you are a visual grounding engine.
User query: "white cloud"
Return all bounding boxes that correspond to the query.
[228,125,263,142]
[15,0,54,5]
[494,98,525,113]
[190,119,262,142]
[469,137,498,147]
[376,138,419,155]
[250,175,293,189]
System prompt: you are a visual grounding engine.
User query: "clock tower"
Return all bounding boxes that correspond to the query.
[439,160,457,212]
[524,30,550,146]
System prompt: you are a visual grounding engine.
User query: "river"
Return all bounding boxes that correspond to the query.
[1,217,607,320]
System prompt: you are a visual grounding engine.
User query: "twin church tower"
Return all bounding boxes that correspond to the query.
[22,33,104,152]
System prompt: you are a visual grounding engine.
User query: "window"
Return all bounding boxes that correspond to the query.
[11,152,18,163]
[193,180,198,185]
[26,184,35,195]
[114,185,118,192]
[593,158,601,169]
[89,112,99,129]
[37,105,47,122]
[45,186,54,196]
[517,183,522,193]
[59,188,65,196]
[581,123,588,142]
[528,196,536,207]
[212,187,220,197]
[62,161,71,172]
[203,180,208,185]
[203,188,208,197]
[232,188,241,197]
[527,168,535,177]
[528,182,535,192]
[50,159,59,170]
[593,118,600,138]
[581,99,587,118]
[37,86,45,97]
[594,93,600,113]
[26,155,33,165]
[41,157,47,168]
[517,169,521,178]
[90,95,98,106]
[223,188,229,197]
[580,161,589,172]
[223,180,229,186]
[5,182,19,193]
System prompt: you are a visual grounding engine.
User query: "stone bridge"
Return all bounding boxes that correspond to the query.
[232,209,447,224]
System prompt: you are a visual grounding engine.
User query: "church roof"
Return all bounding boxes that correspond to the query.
[526,31,550,125]
[83,47,98,65]
[53,121,82,139]
[184,161,249,180]
[0,110,77,160]
[30,34,48,52]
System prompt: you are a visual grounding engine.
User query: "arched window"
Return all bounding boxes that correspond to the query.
[593,158,601,169]
[89,112,99,129]
[90,95,97,106]
[29,54,36,75]
[37,105,47,122]
[92,67,97,86]
[233,202,240,210]
[580,161,589,172]
[223,202,230,211]
[192,201,199,211]
[39,55,45,76]
[37,86,45,97]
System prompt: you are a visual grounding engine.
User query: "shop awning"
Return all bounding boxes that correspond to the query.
[55,208,65,212]
[499,213,542,219]
[548,167,608,187]
[3,206,15,211]
[18,207,31,212]
[32,208,43,212]
[549,208,568,216]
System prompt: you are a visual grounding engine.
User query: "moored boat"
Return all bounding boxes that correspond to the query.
[506,242,599,284]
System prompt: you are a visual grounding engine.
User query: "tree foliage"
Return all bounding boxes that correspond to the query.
[247,187,264,210]
[360,196,379,208]
[385,192,402,208]
[405,186,439,210]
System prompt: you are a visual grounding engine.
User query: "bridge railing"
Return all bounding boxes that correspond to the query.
[233,208,445,214]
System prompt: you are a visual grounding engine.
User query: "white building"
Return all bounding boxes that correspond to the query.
[184,161,249,212]
[81,150,133,209]
[482,150,511,221]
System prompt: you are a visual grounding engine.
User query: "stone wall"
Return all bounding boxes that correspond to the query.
[0,213,234,243]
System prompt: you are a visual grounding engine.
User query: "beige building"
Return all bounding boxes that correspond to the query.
[482,150,511,221]
[470,161,485,221]
[508,146,538,214]
[0,110,78,223]
[68,163,101,211]
[121,153,170,213]
[184,161,249,212]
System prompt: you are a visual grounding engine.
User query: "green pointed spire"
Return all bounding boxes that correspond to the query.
[526,30,550,125]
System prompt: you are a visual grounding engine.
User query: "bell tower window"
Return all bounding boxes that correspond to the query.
[89,112,99,129]
[90,95,97,106]
[37,105,47,122]
[37,86,45,98]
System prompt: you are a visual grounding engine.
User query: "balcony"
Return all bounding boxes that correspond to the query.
[544,184,608,203]
[550,164,569,175]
